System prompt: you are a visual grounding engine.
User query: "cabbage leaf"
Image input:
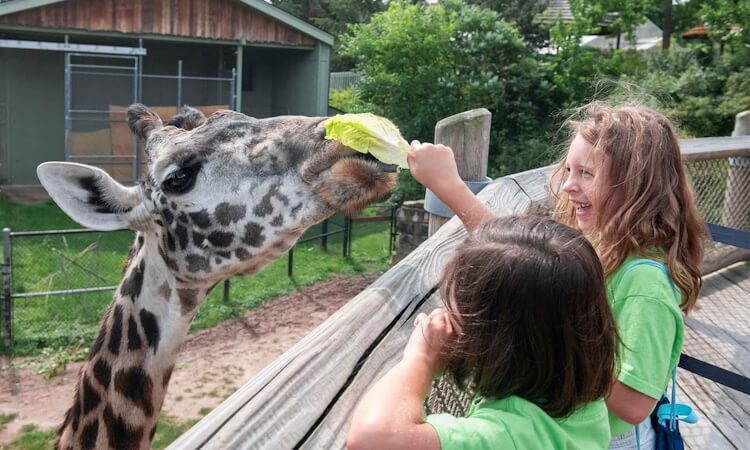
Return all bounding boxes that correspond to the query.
[322,113,409,169]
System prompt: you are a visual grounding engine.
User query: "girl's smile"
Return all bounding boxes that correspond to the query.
[562,134,603,233]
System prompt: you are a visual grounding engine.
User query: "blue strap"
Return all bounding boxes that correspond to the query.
[624,259,698,447]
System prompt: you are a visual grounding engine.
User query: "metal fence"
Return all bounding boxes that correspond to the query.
[66,54,236,184]
[1,204,396,355]
[329,71,362,91]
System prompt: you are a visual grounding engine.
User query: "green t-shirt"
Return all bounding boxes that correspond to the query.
[606,256,684,436]
[425,396,610,450]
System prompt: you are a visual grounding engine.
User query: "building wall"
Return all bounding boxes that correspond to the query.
[271,42,330,117]
[0,0,317,46]
[0,48,64,185]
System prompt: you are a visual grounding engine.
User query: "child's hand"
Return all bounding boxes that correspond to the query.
[407,141,463,196]
[403,308,455,373]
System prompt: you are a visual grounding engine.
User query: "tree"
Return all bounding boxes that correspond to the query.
[341,0,557,199]
[270,0,388,70]
[464,0,551,47]
[567,0,660,45]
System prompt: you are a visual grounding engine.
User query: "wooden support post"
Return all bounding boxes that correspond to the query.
[427,109,491,237]
[722,111,750,230]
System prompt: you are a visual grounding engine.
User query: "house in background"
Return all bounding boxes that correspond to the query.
[0,0,333,195]
[542,0,664,52]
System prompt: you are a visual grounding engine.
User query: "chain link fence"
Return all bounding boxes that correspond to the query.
[1,204,396,356]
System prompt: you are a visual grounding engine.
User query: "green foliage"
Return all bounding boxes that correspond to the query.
[329,88,372,113]
[32,346,89,380]
[699,0,750,49]
[0,424,56,450]
[567,0,659,40]
[151,414,199,450]
[341,0,557,195]
[0,414,17,434]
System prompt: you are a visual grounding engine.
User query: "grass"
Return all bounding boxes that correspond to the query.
[0,413,202,450]
[0,199,394,355]
[0,414,17,434]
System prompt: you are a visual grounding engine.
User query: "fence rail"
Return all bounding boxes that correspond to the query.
[1,204,396,354]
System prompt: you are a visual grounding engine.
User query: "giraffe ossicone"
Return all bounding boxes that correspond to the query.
[37,104,395,450]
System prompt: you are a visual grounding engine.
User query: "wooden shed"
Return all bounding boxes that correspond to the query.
[0,0,333,190]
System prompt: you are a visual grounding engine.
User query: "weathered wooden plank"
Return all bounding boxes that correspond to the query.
[677,381,737,450]
[0,0,316,45]
[719,263,750,294]
[167,177,534,449]
[680,136,750,162]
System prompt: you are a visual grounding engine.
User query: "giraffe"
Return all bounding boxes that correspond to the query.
[36,104,395,450]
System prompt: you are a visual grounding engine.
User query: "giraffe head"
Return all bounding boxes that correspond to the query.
[38,104,395,285]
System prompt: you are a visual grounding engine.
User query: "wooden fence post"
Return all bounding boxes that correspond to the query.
[427,109,492,237]
[722,110,750,230]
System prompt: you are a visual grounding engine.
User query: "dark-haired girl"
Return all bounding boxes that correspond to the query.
[347,216,618,449]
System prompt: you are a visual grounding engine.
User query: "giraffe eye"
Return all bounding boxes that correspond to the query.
[162,163,201,194]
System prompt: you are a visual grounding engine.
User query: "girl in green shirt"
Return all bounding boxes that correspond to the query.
[400,103,705,449]
[347,216,619,450]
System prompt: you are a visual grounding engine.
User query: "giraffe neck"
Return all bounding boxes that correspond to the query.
[57,233,212,450]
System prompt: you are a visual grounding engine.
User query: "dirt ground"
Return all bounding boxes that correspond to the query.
[0,272,380,443]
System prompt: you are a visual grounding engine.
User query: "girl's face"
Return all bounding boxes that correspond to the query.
[562,133,607,233]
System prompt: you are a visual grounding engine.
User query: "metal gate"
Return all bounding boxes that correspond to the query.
[64,51,236,185]
[65,53,141,183]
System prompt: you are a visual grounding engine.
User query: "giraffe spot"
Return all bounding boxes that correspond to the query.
[214,203,246,226]
[189,210,212,228]
[242,222,266,247]
[155,219,164,227]
[270,214,284,227]
[93,359,111,389]
[186,254,210,272]
[253,184,282,217]
[216,251,231,259]
[108,305,123,356]
[89,324,107,359]
[127,315,141,351]
[139,309,160,354]
[162,208,174,225]
[81,376,101,415]
[207,231,233,248]
[159,195,167,205]
[137,234,144,247]
[114,367,154,417]
[158,281,171,302]
[175,224,189,250]
[120,260,145,301]
[103,404,143,450]
[163,366,174,388]
[178,289,199,315]
[215,257,222,264]
[236,248,252,261]
[79,418,98,450]
[193,232,205,247]
[177,212,189,224]
[67,393,82,433]
[290,203,303,219]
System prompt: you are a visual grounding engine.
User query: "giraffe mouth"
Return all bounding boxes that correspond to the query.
[349,152,398,173]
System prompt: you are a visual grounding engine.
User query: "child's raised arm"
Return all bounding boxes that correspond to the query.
[346,309,453,450]
[407,141,495,232]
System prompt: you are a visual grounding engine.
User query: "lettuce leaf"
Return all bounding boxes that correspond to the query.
[322,113,409,169]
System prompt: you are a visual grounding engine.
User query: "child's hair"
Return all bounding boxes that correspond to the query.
[551,102,705,313]
[439,216,617,418]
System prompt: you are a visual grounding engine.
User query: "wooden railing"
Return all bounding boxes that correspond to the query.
[168,117,750,450]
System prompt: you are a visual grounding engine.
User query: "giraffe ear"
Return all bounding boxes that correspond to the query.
[37,162,145,231]
[128,103,163,139]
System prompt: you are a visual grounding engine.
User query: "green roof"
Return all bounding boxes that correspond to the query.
[0,0,333,45]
